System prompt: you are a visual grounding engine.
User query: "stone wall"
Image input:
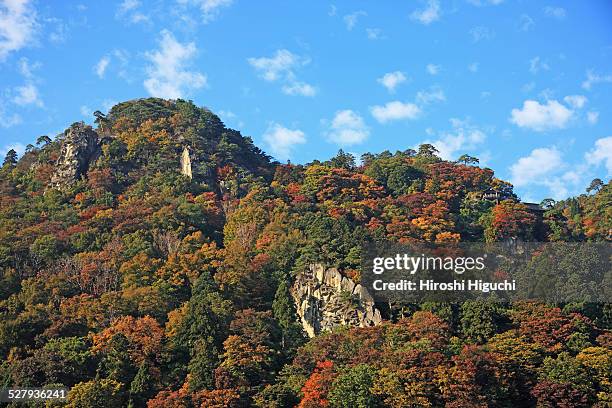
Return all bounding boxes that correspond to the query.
[291,263,382,337]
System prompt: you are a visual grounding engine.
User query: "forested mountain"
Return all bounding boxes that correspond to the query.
[0,98,610,407]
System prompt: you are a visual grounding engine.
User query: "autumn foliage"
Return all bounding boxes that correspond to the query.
[0,99,609,407]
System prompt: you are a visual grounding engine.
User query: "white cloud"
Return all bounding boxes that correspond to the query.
[13,82,42,107]
[468,62,479,73]
[326,110,369,146]
[0,0,38,61]
[282,82,316,97]
[366,28,383,40]
[470,26,494,42]
[370,101,421,124]
[118,0,139,13]
[467,0,504,5]
[248,49,300,82]
[343,10,366,30]
[17,57,39,78]
[328,5,337,17]
[426,63,440,75]
[116,0,149,24]
[510,147,563,187]
[248,49,316,97]
[519,14,535,31]
[177,0,233,23]
[217,109,236,122]
[47,17,68,43]
[94,56,110,78]
[544,6,566,20]
[415,87,446,104]
[538,88,555,100]
[563,95,587,109]
[0,111,21,127]
[80,105,92,117]
[424,118,486,160]
[522,82,535,93]
[263,123,306,160]
[200,0,233,22]
[377,71,407,93]
[510,99,573,131]
[587,111,599,125]
[582,70,612,90]
[143,30,207,99]
[585,136,612,174]
[529,56,549,74]
[410,0,440,25]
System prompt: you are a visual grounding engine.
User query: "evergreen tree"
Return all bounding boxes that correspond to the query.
[2,149,18,167]
[128,360,153,408]
[272,279,305,353]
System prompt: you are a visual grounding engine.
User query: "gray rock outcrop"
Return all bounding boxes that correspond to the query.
[292,263,383,337]
[50,122,100,189]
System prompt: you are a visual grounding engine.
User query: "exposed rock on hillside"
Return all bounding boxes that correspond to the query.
[180,146,193,179]
[50,122,100,189]
[292,263,382,337]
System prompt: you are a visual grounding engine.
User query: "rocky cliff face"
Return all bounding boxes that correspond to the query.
[292,264,383,337]
[180,146,193,179]
[50,122,100,189]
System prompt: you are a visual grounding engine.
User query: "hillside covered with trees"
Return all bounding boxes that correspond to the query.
[0,98,610,407]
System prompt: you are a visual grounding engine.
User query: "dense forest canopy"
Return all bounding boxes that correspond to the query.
[0,98,610,407]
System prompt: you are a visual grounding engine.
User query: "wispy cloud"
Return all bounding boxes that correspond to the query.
[115,0,150,24]
[17,57,39,79]
[343,10,366,30]
[13,83,42,107]
[544,6,566,20]
[426,63,441,75]
[519,14,535,32]
[366,28,384,40]
[587,111,599,125]
[143,30,207,99]
[410,0,440,25]
[582,69,612,90]
[0,107,21,128]
[470,26,494,42]
[182,0,234,23]
[416,86,446,104]
[94,56,110,78]
[529,56,549,74]
[248,49,317,97]
[467,0,504,5]
[563,95,587,109]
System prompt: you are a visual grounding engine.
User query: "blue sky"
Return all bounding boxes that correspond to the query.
[1,0,611,202]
